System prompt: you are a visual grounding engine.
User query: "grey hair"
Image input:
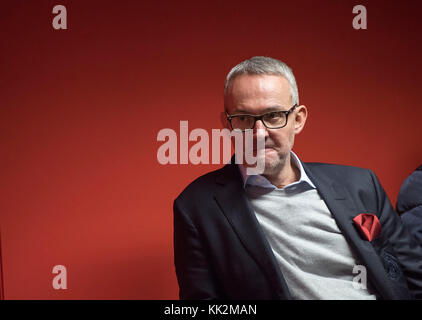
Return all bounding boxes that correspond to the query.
[224,56,299,106]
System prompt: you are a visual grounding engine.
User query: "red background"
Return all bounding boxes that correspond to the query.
[1,0,421,299]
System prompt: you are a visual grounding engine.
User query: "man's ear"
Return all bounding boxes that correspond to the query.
[220,111,230,129]
[294,105,307,135]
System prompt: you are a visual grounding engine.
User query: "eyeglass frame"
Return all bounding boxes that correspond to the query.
[225,104,298,131]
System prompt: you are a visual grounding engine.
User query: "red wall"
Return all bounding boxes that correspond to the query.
[1,0,421,299]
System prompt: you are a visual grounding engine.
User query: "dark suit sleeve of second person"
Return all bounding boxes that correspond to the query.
[173,197,220,300]
[369,170,422,299]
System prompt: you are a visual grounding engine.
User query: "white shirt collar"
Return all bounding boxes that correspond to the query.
[238,151,316,190]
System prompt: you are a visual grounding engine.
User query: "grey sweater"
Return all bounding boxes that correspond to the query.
[246,184,378,300]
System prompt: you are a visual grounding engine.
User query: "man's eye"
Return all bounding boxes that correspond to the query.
[267,112,281,119]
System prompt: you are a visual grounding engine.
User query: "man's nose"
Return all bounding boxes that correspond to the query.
[254,120,268,136]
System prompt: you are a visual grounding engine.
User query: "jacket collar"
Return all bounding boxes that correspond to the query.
[237,151,316,190]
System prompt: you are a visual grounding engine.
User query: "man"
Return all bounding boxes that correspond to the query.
[173,56,422,299]
[397,165,422,244]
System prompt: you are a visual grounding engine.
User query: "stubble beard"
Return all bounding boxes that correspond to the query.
[262,151,289,177]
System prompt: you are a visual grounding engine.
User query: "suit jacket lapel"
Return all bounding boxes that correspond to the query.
[213,162,291,299]
[302,162,396,299]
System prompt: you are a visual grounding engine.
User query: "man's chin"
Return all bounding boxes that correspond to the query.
[243,155,279,172]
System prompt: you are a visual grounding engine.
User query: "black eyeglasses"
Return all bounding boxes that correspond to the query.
[226,104,298,131]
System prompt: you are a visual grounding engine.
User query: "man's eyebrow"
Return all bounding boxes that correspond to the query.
[232,105,286,113]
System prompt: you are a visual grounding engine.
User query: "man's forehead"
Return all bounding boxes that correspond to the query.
[227,74,290,96]
[225,74,292,110]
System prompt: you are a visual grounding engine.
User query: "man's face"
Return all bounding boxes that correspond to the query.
[223,74,307,176]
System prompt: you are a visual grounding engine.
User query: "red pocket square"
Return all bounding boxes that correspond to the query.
[353,213,381,241]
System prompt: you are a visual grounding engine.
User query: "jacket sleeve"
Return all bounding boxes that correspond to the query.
[173,197,220,300]
[369,170,422,299]
[397,168,422,244]
[401,207,422,245]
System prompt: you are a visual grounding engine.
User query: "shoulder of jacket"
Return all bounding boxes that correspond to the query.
[304,162,372,175]
[175,165,228,204]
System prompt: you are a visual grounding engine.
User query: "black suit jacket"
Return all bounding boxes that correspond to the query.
[173,160,422,299]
